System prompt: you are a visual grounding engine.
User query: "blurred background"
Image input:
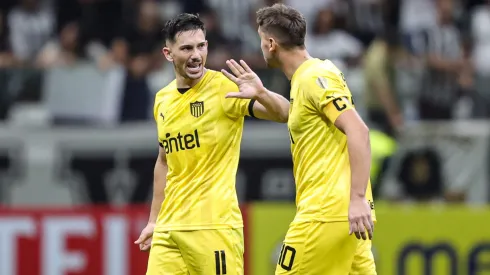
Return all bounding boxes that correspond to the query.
[0,0,489,274]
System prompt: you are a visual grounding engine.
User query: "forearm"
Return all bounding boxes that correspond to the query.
[148,159,167,224]
[255,89,290,123]
[346,128,371,199]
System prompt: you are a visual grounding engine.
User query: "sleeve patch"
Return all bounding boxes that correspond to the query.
[316,76,329,89]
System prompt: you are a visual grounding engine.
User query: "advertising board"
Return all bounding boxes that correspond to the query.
[248,203,490,275]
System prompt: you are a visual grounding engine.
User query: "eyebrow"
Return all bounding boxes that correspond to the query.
[179,41,206,48]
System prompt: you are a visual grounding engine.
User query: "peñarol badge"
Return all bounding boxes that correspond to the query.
[190,101,204,117]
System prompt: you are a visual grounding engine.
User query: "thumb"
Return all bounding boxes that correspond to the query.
[134,232,149,244]
[225,92,244,99]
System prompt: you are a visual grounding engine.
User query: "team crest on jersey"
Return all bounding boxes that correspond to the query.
[190,101,204,117]
[316,76,329,89]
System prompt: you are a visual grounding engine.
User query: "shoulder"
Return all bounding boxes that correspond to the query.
[211,71,239,94]
[298,60,343,89]
[154,79,176,105]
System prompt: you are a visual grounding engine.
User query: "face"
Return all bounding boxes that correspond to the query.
[258,27,280,68]
[163,29,208,80]
[60,23,79,50]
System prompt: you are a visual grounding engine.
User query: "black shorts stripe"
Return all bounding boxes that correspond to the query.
[248,99,256,118]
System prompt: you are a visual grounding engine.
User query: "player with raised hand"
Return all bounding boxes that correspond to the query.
[135,13,290,275]
[222,4,377,275]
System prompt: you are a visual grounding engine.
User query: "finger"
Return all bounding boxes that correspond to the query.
[360,217,372,240]
[229,59,246,75]
[352,220,361,239]
[134,232,150,244]
[240,60,253,73]
[225,92,245,99]
[226,60,243,77]
[140,243,151,251]
[349,221,353,235]
[134,235,144,244]
[365,218,374,240]
[355,221,364,240]
[360,229,367,240]
[221,69,238,83]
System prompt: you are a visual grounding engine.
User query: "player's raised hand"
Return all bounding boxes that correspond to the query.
[134,223,155,252]
[348,197,374,240]
[221,59,266,99]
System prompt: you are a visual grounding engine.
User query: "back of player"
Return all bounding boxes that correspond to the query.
[278,58,377,275]
[253,4,377,275]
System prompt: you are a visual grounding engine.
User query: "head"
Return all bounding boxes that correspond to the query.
[437,0,453,24]
[162,13,207,81]
[138,1,160,32]
[21,0,39,11]
[312,8,335,35]
[60,22,80,52]
[256,4,307,68]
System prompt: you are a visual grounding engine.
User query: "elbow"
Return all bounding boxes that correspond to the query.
[276,111,289,123]
[278,114,289,123]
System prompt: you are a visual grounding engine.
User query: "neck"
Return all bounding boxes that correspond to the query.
[278,48,312,80]
[176,68,207,88]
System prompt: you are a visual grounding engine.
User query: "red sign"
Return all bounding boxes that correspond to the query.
[0,205,250,275]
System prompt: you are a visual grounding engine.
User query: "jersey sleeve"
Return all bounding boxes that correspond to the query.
[303,72,354,123]
[220,78,256,119]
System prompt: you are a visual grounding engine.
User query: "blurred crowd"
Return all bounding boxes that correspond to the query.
[0,0,488,128]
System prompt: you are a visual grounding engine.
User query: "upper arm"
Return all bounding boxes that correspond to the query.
[330,106,368,135]
[157,146,167,165]
[304,72,350,113]
[220,79,254,119]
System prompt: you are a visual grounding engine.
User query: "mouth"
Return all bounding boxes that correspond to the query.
[186,62,202,74]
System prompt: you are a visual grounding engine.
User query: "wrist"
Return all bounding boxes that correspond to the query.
[254,87,269,100]
[350,192,366,200]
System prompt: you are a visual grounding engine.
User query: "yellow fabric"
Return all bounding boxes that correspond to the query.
[275,222,376,275]
[288,58,376,223]
[153,70,252,231]
[147,228,244,275]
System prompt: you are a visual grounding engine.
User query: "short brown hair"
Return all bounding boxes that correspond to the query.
[256,4,306,49]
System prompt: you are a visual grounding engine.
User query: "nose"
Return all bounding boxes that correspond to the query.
[190,49,201,61]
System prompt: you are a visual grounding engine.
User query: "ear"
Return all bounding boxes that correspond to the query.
[162,47,173,62]
[268,37,277,52]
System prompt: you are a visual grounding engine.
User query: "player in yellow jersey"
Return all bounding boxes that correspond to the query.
[133,13,290,275]
[222,4,377,275]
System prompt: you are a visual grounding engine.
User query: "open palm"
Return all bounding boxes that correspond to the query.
[221,59,265,99]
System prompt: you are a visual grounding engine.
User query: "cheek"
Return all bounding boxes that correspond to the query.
[260,43,268,54]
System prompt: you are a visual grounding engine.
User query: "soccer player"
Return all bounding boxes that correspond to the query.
[134,13,290,275]
[222,4,377,275]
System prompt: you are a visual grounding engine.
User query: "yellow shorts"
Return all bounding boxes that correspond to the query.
[275,222,376,275]
[146,228,244,275]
